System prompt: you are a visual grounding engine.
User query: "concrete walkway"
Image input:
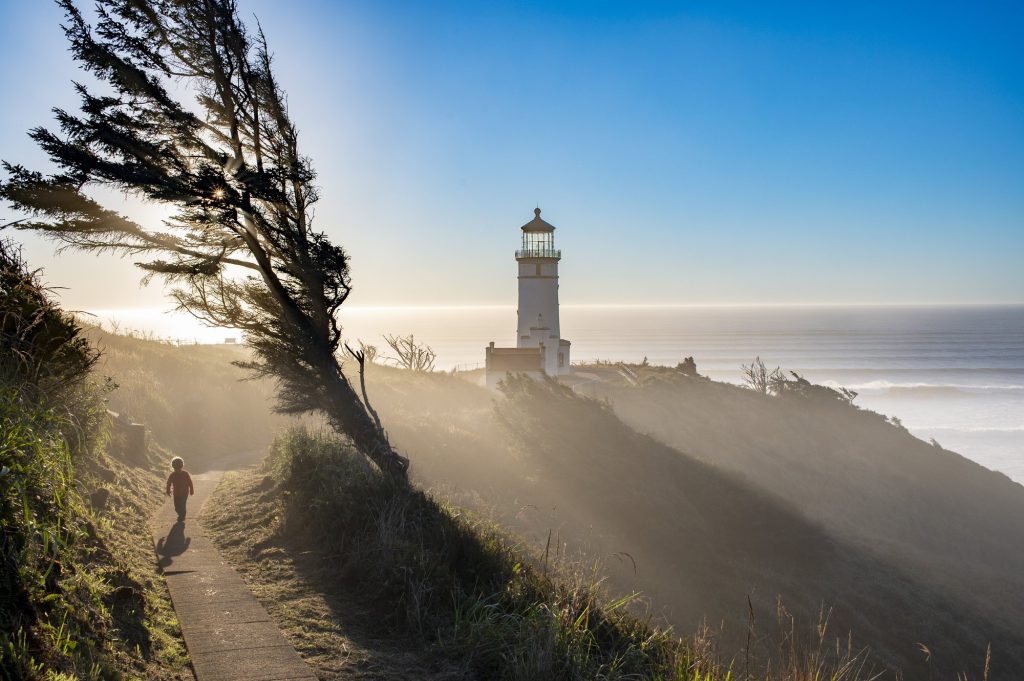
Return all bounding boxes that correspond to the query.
[151,471,316,681]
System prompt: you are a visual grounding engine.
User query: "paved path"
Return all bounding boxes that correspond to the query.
[151,471,316,681]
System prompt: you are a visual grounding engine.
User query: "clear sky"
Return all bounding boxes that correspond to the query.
[1,0,1022,310]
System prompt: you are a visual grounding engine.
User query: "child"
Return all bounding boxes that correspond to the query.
[165,457,194,522]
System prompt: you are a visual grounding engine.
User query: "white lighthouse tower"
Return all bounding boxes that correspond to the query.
[516,208,569,375]
[485,208,571,387]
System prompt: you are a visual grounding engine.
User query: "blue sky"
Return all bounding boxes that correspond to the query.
[1,0,1022,308]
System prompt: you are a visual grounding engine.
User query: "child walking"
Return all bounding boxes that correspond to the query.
[165,457,194,522]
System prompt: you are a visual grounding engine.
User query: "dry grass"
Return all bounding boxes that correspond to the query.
[75,444,193,680]
[0,395,191,680]
[203,467,464,680]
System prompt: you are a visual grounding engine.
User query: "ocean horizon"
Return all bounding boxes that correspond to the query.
[85,303,1024,485]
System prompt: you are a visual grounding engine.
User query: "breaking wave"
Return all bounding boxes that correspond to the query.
[825,380,1024,394]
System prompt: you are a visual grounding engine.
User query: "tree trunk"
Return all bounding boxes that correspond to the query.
[323,372,409,480]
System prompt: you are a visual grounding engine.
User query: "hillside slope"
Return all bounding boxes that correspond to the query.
[577,364,1024,641]
[204,427,877,681]
[1,241,189,679]
[358,363,1021,677]
[83,326,287,469]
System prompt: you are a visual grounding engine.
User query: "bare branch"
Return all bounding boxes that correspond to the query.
[382,333,436,372]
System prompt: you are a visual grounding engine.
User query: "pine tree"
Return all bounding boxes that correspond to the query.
[0,0,409,479]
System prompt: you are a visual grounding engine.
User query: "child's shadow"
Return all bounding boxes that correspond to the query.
[155,521,191,569]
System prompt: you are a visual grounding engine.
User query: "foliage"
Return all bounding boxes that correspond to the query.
[0,238,98,402]
[0,0,406,478]
[677,356,698,376]
[265,426,712,680]
[739,357,857,404]
[773,372,858,405]
[356,339,379,364]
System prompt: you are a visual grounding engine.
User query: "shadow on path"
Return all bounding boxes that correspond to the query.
[155,521,191,570]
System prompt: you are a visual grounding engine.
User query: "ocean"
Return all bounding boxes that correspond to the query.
[89,304,1024,484]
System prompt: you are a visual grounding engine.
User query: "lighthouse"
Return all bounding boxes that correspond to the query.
[516,208,569,374]
[485,208,571,387]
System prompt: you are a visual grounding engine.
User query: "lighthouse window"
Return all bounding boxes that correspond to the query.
[522,231,555,255]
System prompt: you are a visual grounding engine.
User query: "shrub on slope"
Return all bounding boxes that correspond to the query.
[494,374,1015,678]
[339,365,1011,677]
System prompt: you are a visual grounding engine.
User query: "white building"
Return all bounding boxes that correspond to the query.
[486,208,571,388]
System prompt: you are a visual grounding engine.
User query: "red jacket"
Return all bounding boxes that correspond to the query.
[166,470,194,498]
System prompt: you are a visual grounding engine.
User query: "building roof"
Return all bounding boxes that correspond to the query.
[488,346,542,355]
[521,207,556,233]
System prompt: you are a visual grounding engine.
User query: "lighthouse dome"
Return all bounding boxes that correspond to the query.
[521,207,556,233]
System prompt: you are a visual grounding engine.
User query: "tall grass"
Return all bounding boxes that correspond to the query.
[1,391,75,589]
[0,347,121,679]
[267,426,881,681]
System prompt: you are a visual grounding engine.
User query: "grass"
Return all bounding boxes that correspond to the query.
[0,382,191,680]
[203,466,452,680]
[1,237,189,680]
[205,425,882,681]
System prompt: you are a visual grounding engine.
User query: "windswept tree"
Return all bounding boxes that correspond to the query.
[0,0,409,478]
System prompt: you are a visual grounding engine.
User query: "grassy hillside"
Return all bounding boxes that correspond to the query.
[0,399,192,680]
[575,363,1024,645]
[495,375,1014,676]
[0,240,189,680]
[342,362,1017,678]
[16,298,1013,678]
[205,427,876,681]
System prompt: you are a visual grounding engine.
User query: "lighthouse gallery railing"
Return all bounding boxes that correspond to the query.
[515,248,561,259]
